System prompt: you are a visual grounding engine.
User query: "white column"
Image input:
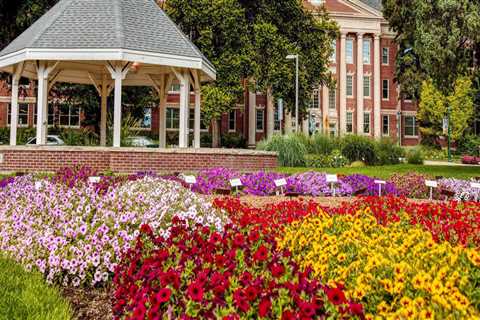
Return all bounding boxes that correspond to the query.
[339,32,347,135]
[322,85,329,134]
[100,75,108,146]
[284,111,292,134]
[248,84,256,146]
[113,70,123,148]
[9,63,23,146]
[266,86,274,139]
[178,71,190,148]
[373,34,381,139]
[36,62,49,145]
[356,33,364,135]
[302,117,309,136]
[194,87,201,148]
[159,74,171,148]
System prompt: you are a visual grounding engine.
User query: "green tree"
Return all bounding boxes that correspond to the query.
[418,77,474,141]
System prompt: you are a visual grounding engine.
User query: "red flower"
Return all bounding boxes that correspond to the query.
[249,230,260,242]
[156,288,171,303]
[245,286,259,301]
[270,263,285,278]
[326,287,346,305]
[254,245,268,262]
[281,310,295,320]
[299,301,316,317]
[140,224,153,236]
[258,298,271,317]
[349,302,364,316]
[209,232,222,244]
[187,281,204,302]
[233,233,245,247]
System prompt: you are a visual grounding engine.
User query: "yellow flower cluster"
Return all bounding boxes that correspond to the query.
[277,209,480,319]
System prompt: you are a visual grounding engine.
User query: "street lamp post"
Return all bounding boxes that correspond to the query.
[447,105,452,162]
[286,54,299,132]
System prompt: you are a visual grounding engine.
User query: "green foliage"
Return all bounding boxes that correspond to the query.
[340,135,378,165]
[0,127,7,144]
[305,149,347,168]
[0,255,72,320]
[419,146,449,161]
[418,77,475,141]
[406,148,424,165]
[308,133,336,155]
[257,134,306,167]
[220,132,246,149]
[376,138,405,165]
[456,134,480,156]
[58,128,99,146]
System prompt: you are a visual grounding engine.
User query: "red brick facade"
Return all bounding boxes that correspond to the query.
[0,146,278,174]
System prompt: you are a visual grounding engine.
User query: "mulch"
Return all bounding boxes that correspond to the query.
[62,286,113,320]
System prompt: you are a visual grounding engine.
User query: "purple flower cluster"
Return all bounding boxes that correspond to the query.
[341,174,398,196]
[286,172,353,196]
[192,167,239,194]
[241,171,288,196]
[439,178,480,201]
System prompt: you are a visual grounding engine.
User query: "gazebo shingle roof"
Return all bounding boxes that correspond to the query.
[0,0,214,71]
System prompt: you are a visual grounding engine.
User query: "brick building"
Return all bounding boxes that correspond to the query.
[0,0,421,147]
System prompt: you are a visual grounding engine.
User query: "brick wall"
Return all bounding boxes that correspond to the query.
[0,146,278,174]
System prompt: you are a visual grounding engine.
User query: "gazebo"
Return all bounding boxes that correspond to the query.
[0,0,216,148]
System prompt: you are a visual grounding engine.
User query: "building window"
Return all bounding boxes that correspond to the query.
[7,103,29,127]
[346,112,353,133]
[346,38,354,64]
[382,79,389,100]
[382,47,389,65]
[346,75,353,97]
[256,109,264,131]
[58,104,81,128]
[363,76,371,97]
[169,83,181,92]
[311,89,320,109]
[274,106,281,131]
[329,123,337,137]
[328,88,336,109]
[228,110,236,131]
[166,107,180,129]
[382,115,389,136]
[330,39,337,62]
[404,116,418,136]
[363,112,370,134]
[363,40,371,64]
[188,110,207,131]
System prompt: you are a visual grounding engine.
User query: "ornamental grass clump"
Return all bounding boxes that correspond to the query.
[278,209,480,319]
[112,218,363,319]
[0,176,228,287]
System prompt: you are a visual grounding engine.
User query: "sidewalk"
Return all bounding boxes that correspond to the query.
[424,160,479,167]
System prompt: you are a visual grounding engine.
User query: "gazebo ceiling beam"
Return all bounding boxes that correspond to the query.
[88,72,102,95]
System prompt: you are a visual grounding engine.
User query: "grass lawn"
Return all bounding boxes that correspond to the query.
[277,164,480,180]
[0,256,72,320]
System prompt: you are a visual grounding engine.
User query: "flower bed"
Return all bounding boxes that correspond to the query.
[278,210,480,319]
[0,175,227,287]
[112,218,362,319]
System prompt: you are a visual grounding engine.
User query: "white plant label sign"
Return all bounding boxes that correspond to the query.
[425,180,438,188]
[88,176,101,184]
[274,178,287,187]
[471,182,480,189]
[326,174,338,183]
[184,175,197,184]
[0,153,4,164]
[374,180,386,185]
[230,178,242,187]
[34,181,42,190]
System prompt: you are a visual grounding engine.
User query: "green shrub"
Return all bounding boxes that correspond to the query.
[0,128,8,145]
[376,138,405,165]
[221,132,246,148]
[406,148,424,164]
[59,128,99,146]
[305,149,348,168]
[0,256,72,320]
[340,135,378,165]
[258,133,307,167]
[419,146,448,161]
[350,160,366,168]
[308,133,336,155]
[456,134,480,156]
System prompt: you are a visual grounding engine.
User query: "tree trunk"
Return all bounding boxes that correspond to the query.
[211,118,220,148]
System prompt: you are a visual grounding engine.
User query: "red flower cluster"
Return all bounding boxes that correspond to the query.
[112,217,360,319]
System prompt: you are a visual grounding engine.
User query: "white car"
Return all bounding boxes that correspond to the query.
[125,136,157,147]
[26,135,65,146]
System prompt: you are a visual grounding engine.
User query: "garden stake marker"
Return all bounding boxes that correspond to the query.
[425,180,438,200]
[374,180,386,196]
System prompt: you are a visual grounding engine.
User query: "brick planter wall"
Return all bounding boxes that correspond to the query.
[0,146,278,174]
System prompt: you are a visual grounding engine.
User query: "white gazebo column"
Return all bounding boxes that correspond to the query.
[193,71,201,148]
[356,33,364,135]
[339,32,347,135]
[373,34,381,139]
[322,85,329,134]
[36,62,50,145]
[100,75,108,146]
[9,62,24,146]
[248,84,256,146]
[156,74,172,148]
[266,86,274,139]
[107,63,130,148]
[178,71,190,148]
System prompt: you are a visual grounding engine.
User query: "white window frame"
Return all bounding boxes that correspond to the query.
[228,109,236,132]
[166,105,208,132]
[311,89,320,109]
[363,40,371,64]
[346,111,353,133]
[346,75,353,97]
[404,116,418,137]
[363,76,371,98]
[363,112,371,134]
[7,103,29,128]
[256,108,265,132]
[346,38,354,64]
[382,47,389,65]
[328,88,336,109]
[382,115,389,136]
[382,79,389,100]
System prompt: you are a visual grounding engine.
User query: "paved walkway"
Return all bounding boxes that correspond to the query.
[424,160,479,167]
